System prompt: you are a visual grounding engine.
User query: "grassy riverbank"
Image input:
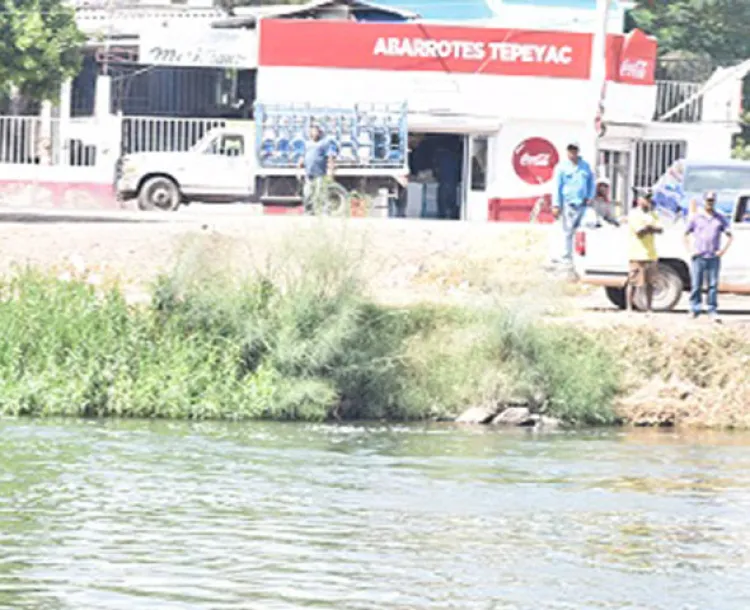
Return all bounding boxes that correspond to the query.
[1,224,748,428]
[0,228,619,425]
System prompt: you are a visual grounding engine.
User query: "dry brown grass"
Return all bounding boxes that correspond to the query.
[605,326,750,428]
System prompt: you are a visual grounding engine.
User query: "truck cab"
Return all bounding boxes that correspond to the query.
[116,126,256,211]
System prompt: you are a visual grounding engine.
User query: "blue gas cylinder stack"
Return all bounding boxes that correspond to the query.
[255,102,407,170]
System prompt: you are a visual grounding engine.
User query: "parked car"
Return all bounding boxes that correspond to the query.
[573,194,750,311]
[650,158,750,221]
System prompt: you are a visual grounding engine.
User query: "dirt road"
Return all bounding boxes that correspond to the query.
[3,206,750,329]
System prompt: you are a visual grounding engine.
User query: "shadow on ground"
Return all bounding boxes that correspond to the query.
[0,212,164,224]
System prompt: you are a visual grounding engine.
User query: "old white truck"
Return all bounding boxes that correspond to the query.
[573,195,750,311]
[116,102,408,212]
[116,125,256,211]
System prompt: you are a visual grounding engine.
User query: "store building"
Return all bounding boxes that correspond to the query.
[255,17,733,221]
[0,0,742,214]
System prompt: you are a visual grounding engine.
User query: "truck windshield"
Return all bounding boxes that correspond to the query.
[684,166,750,192]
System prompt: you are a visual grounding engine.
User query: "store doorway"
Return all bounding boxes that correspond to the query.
[404,132,465,219]
[463,135,489,221]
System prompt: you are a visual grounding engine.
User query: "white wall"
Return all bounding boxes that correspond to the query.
[604,82,657,124]
[488,120,587,200]
[257,67,655,127]
[642,122,738,161]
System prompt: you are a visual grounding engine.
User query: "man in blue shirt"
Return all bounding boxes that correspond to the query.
[552,142,595,264]
[300,124,335,214]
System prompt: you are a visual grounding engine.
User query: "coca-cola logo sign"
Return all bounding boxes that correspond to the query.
[512,138,560,185]
[619,58,649,81]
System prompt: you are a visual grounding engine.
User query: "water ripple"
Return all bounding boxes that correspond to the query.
[1,421,750,609]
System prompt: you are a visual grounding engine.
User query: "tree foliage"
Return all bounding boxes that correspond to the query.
[631,0,750,66]
[0,0,86,102]
[631,1,750,156]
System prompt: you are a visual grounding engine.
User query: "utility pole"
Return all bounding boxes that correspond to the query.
[102,0,114,76]
[590,0,611,174]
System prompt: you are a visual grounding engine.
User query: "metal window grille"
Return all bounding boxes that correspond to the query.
[633,139,688,190]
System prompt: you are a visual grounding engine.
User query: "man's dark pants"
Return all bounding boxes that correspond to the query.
[437,182,457,219]
[690,256,721,315]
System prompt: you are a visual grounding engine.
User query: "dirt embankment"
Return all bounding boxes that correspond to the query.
[3,207,750,428]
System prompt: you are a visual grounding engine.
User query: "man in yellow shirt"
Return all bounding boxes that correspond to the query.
[627,191,663,312]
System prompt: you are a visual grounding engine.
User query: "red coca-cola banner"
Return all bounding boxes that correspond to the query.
[617,29,656,85]
[259,20,656,85]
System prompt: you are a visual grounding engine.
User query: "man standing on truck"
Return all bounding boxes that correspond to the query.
[627,191,663,313]
[300,123,335,214]
[552,142,595,266]
[684,191,734,322]
[592,177,619,227]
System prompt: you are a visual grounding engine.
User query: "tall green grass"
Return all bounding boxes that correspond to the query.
[0,231,620,425]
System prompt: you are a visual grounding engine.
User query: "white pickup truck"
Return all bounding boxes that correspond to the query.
[116,102,409,213]
[117,126,257,211]
[574,195,750,311]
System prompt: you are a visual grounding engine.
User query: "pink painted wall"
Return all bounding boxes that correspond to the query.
[0,180,118,210]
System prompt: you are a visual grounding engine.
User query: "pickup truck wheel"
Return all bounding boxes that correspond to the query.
[138,177,181,212]
[605,287,627,310]
[633,262,683,312]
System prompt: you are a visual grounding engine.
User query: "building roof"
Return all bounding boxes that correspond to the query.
[212,0,418,29]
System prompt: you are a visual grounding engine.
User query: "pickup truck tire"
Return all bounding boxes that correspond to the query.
[138,176,181,212]
[605,287,627,310]
[632,262,683,312]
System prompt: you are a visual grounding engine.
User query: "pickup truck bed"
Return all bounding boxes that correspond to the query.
[574,223,690,311]
[575,197,750,311]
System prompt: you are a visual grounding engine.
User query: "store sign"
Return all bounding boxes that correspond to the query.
[139,29,257,69]
[512,138,559,184]
[260,20,592,79]
[259,20,656,85]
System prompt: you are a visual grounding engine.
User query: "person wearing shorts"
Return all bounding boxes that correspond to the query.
[627,191,663,312]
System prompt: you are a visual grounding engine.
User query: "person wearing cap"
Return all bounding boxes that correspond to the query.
[552,142,595,265]
[684,191,734,322]
[299,123,336,214]
[592,176,619,227]
[627,190,663,312]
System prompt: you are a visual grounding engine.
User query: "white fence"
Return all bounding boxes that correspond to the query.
[0,115,236,169]
[120,116,229,154]
[0,116,98,167]
[654,80,703,123]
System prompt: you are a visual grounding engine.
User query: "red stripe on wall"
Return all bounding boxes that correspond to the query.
[263,204,304,216]
[0,180,117,210]
[488,195,555,223]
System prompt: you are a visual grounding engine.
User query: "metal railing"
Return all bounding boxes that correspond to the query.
[633,140,688,189]
[0,115,97,166]
[654,80,703,123]
[120,116,228,154]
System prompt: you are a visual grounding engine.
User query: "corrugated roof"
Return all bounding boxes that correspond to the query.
[213,0,418,28]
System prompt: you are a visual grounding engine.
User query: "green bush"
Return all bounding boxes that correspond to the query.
[0,237,620,425]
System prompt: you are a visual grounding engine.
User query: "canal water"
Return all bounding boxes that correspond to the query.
[1,420,749,609]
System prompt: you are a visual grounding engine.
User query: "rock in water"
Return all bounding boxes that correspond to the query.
[455,405,497,424]
[539,416,562,430]
[491,407,532,426]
